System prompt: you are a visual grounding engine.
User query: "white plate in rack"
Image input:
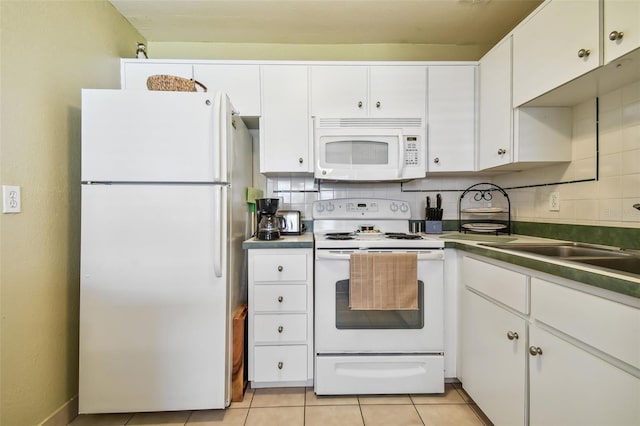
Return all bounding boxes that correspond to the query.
[462,223,507,232]
[461,207,508,214]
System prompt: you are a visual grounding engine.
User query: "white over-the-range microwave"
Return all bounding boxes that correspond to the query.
[313,117,425,181]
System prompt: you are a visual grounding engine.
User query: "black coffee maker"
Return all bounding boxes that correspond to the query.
[256,198,284,240]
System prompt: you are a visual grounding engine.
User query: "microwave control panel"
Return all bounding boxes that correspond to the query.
[404,136,420,166]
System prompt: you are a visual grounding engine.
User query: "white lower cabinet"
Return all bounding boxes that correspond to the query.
[461,255,640,426]
[462,289,526,426]
[248,248,313,387]
[529,326,640,426]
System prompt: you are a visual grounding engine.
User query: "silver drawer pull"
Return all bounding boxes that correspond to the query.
[278,325,284,333]
[277,361,283,370]
[277,265,283,272]
[277,296,284,303]
[507,331,519,340]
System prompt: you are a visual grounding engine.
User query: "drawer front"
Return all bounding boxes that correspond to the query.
[254,314,308,344]
[463,257,529,314]
[253,254,308,282]
[253,285,307,312]
[253,345,308,382]
[531,277,640,370]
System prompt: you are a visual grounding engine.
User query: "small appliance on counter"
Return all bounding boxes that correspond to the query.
[277,210,303,235]
[256,198,284,240]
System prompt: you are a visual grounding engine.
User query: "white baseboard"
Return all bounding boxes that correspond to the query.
[39,396,78,426]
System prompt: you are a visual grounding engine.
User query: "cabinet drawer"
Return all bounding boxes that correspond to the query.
[463,257,529,314]
[253,285,307,312]
[253,254,308,282]
[253,345,308,382]
[531,278,640,370]
[254,314,308,344]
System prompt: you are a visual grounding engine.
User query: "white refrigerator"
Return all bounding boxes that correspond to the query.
[79,89,252,413]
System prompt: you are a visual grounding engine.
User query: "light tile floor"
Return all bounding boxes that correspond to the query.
[69,383,493,426]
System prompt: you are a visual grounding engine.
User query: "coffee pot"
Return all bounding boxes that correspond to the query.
[256,198,284,240]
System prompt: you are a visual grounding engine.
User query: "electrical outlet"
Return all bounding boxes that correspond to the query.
[549,192,560,212]
[2,185,21,213]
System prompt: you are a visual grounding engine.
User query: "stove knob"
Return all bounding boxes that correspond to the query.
[390,203,398,212]
[316,203,325,213]
[326,203,335,212]
[399,203,408,213]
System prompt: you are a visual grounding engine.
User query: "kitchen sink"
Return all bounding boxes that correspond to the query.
[478,242,625,258]
[479,242,640,277]
[569,256,640,276]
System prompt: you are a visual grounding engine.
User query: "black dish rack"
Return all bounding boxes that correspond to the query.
[458,183,511,235]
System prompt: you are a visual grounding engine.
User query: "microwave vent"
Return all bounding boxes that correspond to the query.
[316,118,423,128]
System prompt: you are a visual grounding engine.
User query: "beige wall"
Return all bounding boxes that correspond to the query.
[148,41,489,61]
[0,1,142,424]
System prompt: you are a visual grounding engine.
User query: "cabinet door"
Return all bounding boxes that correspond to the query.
[193,64,261,116]
[369,66,426,118]
[604,0,640,63]
[427,66,476,172]
[121,62,193,89]
[461,290,526,426]
[310,65,368,117]
[512,0,600,107]
[529,326,640,426]
[478,36,513,170]
[260,65,311,173]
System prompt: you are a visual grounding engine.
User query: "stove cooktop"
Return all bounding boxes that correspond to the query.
[313,198,445,249]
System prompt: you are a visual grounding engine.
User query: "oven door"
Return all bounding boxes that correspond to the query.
[314,249,444,353]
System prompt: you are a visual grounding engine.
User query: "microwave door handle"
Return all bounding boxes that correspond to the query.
[397,131,405,178]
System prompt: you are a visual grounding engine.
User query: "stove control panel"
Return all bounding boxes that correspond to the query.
[312,198,411,219]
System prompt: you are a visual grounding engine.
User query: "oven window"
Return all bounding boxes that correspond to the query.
[335,280,424,329]
[326,141,389,165]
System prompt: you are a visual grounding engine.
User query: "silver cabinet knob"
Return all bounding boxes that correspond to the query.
[277,361,283,370]
[357,101,363,108]
[507,331,519,340]
[298,157,303,164]
[529,346,543,356]
[277,326,284,333]
[277,296,283,303]
[609,31,624,41]
[277,265,283,272]
[433,157,440,164]
[497,148,506,155]
[577,49,591,58]
[376,101,381,108]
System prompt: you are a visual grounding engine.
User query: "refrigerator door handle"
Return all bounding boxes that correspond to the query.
[213,185,223,277]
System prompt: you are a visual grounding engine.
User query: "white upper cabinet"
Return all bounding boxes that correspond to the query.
[310,65,426,118]
[193,64,261,116]
[478,36,573,172]
[368,66,427,118]
[604,0,640,63]
[478,37,514,170]
[121,62,194,90]
[427,65,476,172]
[512,0,600,107]
[260,65,312,174]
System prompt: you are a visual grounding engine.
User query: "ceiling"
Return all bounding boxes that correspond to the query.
[110,0,543,47]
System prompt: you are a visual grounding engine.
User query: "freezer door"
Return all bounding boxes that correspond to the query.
[79,184,229,412]
[81,89,226,182]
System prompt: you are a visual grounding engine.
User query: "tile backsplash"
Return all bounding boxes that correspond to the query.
[493,79,640,228]
[258,79,640,228]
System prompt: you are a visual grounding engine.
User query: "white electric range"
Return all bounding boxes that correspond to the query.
[312,198,445,395]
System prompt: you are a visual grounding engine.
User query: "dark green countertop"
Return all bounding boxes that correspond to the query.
[242,233,314,249]
[442,235,640,299]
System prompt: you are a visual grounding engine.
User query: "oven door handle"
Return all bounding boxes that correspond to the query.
[316,251,444,261]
